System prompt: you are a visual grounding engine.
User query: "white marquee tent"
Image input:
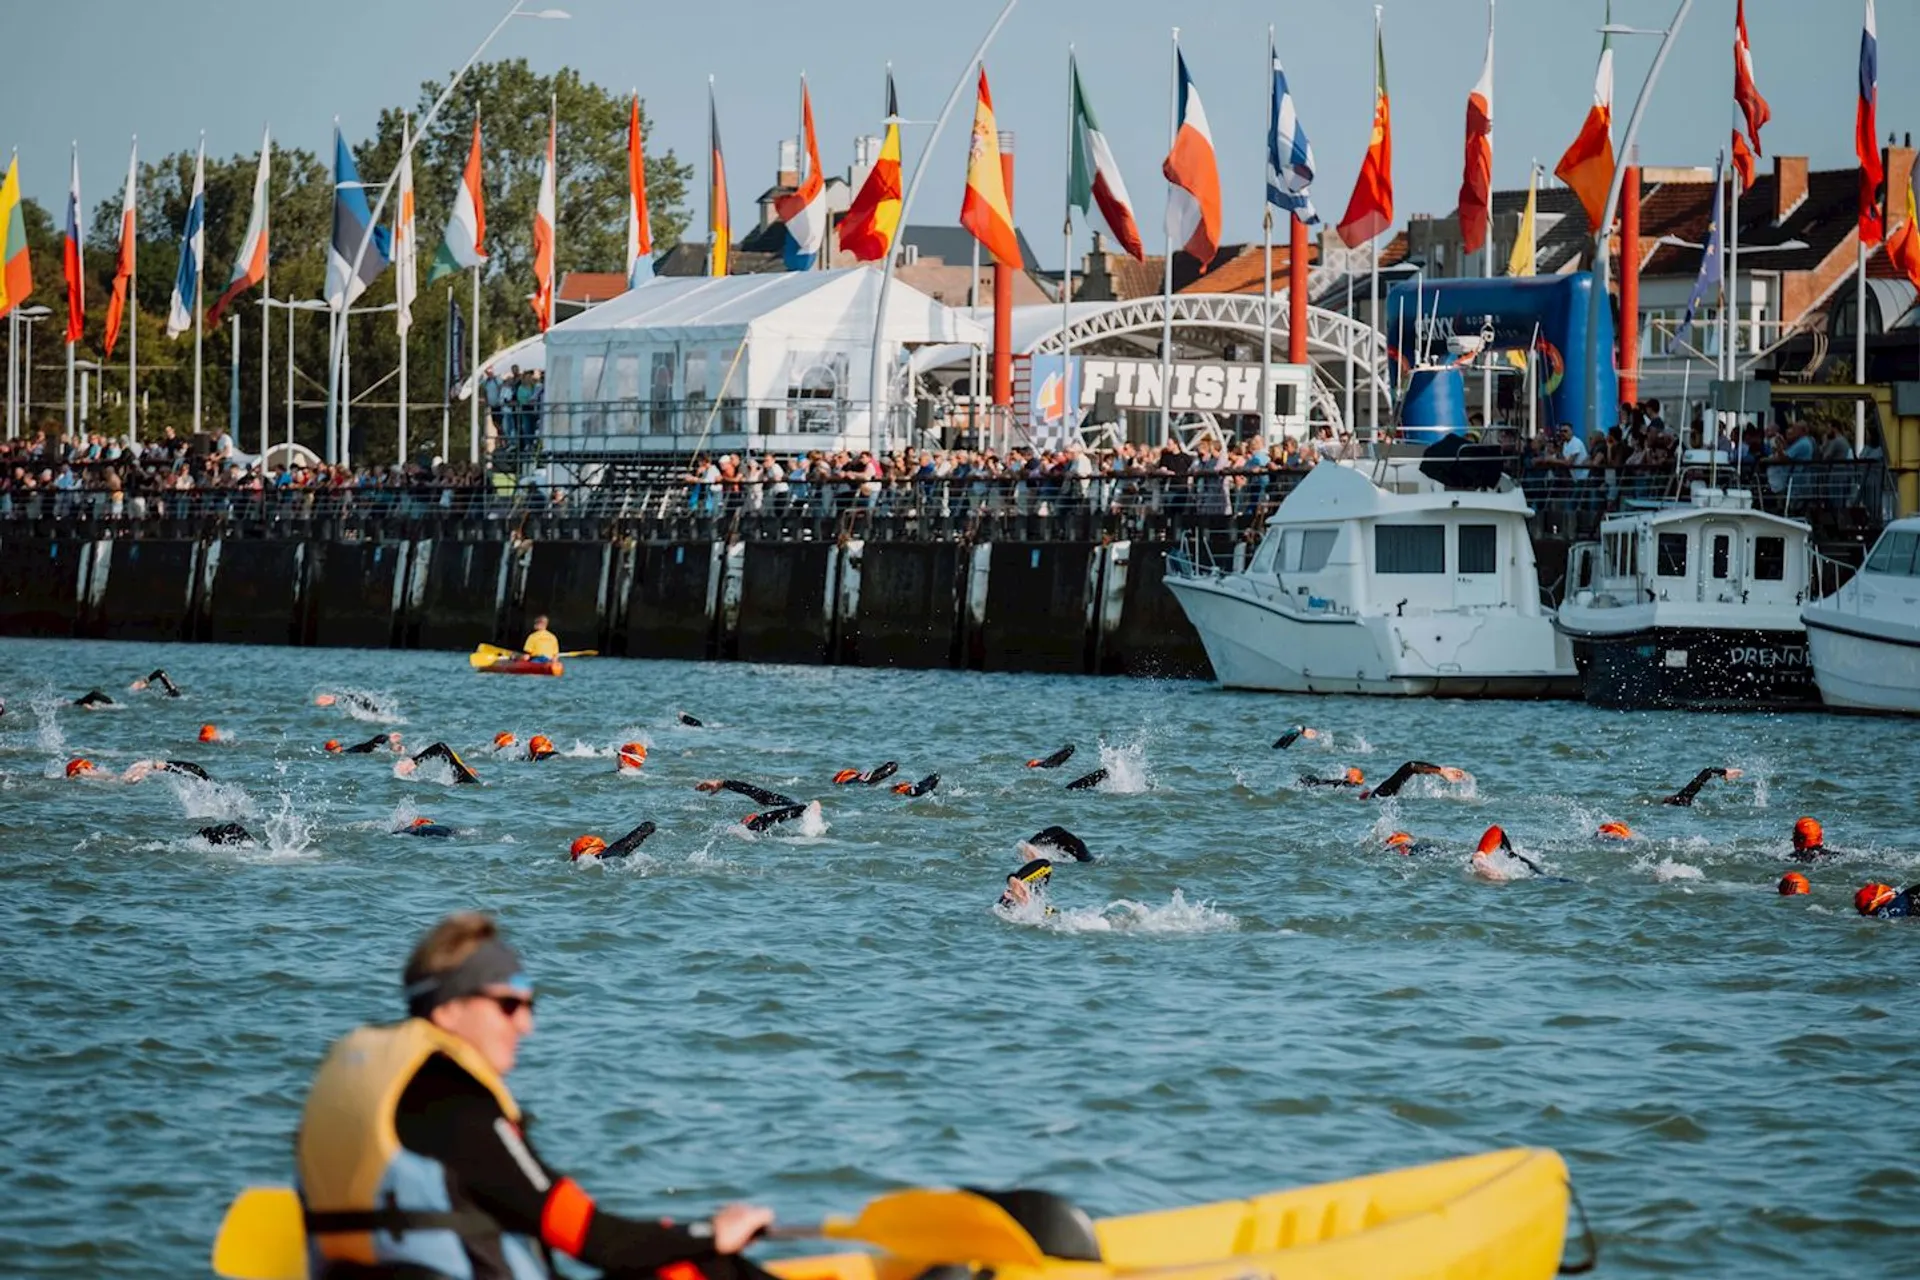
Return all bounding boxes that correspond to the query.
[540,266,985,452]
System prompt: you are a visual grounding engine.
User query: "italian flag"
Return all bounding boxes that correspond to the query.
[1068,55,1144,261]
[428,116,487,283]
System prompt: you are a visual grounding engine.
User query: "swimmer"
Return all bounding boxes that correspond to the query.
[131,669,183,697]
[197,822,255,846]
[1778,872,1810,896]
[832,761,898,786]
[892,773,940,797]
[1596,821,1635,841]
[344,733,395,755]
[1360,761,1468,801]
[1661,766,1742,807]
[616,742,648,772]
[314,691,380,714]
[74,689,115,709]
[1271,727,1319,750]
[694,779,814,832]
[1790,816,1832,862]
[491,732,518,753]
[525,735,557,762]
[323,739,344,754]
[677,712,704,728]
[395,817,456,839]
[569,821,658,863]
[1026,744,1075,769]
[997,858,1057,914]
[198,724,221,743]
[1300,767,1365,790]
[1025,825,1096,863]
[65,757,98,779]
[744,804,811,833]
[1854,883,1919,918]
[1383,831,1444,857]
[1470,825,1546,882]
[395,742,481,785]
[1065,767,1109,792]
[157,759,210,780]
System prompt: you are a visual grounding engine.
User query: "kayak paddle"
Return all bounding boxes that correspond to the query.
[211,1186,304,1280]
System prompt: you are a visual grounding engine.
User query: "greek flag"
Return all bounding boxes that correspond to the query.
[1266,38,1317,225]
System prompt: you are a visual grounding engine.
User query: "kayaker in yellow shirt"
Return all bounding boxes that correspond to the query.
[521,615,560,664]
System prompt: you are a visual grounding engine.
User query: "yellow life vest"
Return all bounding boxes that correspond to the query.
[522,630,560,660]
[296,1019,549,1279]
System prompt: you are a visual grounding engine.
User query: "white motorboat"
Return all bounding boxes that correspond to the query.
[1164,459,1576,697]
[1555,485,1819,710]
[1801,516,1920,714]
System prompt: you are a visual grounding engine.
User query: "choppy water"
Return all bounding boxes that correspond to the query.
[2,637,1916,1278]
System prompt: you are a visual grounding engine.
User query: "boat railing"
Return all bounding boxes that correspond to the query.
[1808,546,1861,604]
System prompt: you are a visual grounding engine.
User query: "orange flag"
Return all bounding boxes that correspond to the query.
[1555,28,1616,232]
[960,67,1021,267]
[1336,23,1394,248]
[1888,178,1920,289]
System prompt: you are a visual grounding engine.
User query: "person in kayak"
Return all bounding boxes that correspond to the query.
[1855,883,1920,918]
[74,688,115,708]
[397,742,482,785]
[1661,767,1742,807]
[396,817,457,839]
[569,822,658,863]
[345,733,398,755]
[130,669,183,697]
[197,822,255,846]
[1778,872,1811,896]
[997,858,1057,913]
[525,735,558,762]
[833,761,899,786]
[521,615,560,664]
[295,911,775,1280]
[892,773,940,797]
[1360,762,1468,800]
[1027,744,1074,769]
[1272,727,1319,750]
[1789,816,1834,861]
[694,779,816,832]
[1300,767,1365,790]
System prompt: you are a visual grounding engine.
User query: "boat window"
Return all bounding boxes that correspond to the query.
[1375,525,1445,574]
[1753,535,1786,581]
[1604,531,1639,578]
[1298,528,1338,573]
[1656,533,1688,577]
[1712,534,1731,579]
[1865,530,1918,575]
[1458,525,1497,574]
[1250,531,1280,575]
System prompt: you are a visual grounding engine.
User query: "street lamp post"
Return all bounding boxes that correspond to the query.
[1582,0,1693,447]
[17,305,52,432]
[325,0,568,465]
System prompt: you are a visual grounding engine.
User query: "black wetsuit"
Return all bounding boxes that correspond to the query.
[1363,761,1449,800]
[858,761,898,786]
[705,781,807,832]
[75,689,114,708]
[413,742,481,784]
[160,760,210,780]
[1662,767,1736,806]
[1299,774,1361,789]
[1388,838,1446,857]
[1272,728,1311,750]
[1791,844,1835,864]
[345,734,393,754]
[1065,768,1108,791]
[397,822,456,839]
[391,1053,777,1280]
[1027,745,1075,769]
[1028,825,1094,862]
[678,713,704,727]
[1865,889,1920,919]
[744,805,809,833]
[526,745,558,762]
[143,669,183,697]
[197,822,254,846]
[600,821,658,859]
[997,858,1055,909]
[895,773,940,797]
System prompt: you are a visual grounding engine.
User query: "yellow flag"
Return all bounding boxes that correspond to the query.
[0,154,30,317]
[1507,166,1537,278]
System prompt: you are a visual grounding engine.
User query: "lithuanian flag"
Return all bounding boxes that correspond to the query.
[0,154,32,318]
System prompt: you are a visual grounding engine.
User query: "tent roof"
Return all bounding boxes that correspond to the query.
[545,266,984,347]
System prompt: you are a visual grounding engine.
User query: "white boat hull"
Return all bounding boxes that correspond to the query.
[1803,612,1920,714]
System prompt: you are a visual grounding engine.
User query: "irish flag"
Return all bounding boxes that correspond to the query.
[103,139,136,358]
[0,154,32,319]
[531,98,556,330]
[1162,50,1221,265]
[428,117,486,283]
[1069,53,1144,261]
[626,95,653,285]
[839,73,902,263]
[1336,24,1394,248]
[208,127,270,328]
[1555,20,1615,234]
[960,66,1020,268]
[1458,7,1493,257]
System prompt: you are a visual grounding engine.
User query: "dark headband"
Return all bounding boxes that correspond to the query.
[405,939,530,1017]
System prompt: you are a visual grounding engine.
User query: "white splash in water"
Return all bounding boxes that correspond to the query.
[317,689,405,724]
[164,773,258,821]
[29,692,65,753]
[1648,858,1705,883]
[1093,738,1151,794]
[1021,890,1239,934]
[561,740,605,758]
[233,795,319,861]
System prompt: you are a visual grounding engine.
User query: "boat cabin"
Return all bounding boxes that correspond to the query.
[1568,487,1811,609]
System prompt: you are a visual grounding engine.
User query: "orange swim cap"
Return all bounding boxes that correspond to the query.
[570,835,607,861]
[65,757,95,778]
[892,781,912,794]
[1777,872,1810,896]
[314,694,336,707]
[411,816,435,828]
[1384,831,1415,851]
[198,724,219,743]
[1793,816,1823,850]
[1476,825,1508,855]
[324,739,342,753]
[832,768,862,785]
[1344,766,1365,785]
[1855,883,1898,915]
[617,742,648,770]
[493,731,516,749]
[528,735,555,756]
[1597,821,1634,841]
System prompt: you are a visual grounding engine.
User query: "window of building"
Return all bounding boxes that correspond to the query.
[1458,524,1497,574]
[1657,532,1688,577]
[1376,525,1445,574]
[1753,535,1786,581]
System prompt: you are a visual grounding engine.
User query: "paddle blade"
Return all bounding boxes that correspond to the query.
[558,649,599,658]
[469,643,513,668]
[212,1187,308,1280]
[825,1189,1044,1266]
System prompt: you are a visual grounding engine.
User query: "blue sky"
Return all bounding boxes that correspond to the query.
[1,0,1908,267]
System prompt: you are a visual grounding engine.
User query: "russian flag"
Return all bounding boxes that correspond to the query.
[165,141,204,339]
[775,79,827,270]
[326,123,389,311]
[1857,0,1883,246]
[63,144,83,344]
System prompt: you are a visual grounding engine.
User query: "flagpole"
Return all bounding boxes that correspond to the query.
[66,142,76,440]
[128,138,138,444]
[284,298,294,460]
[1481,0,1495,426]
[1063,44,1075,443]
[1159,26,1178,449]
[1344,255,1355,437]
[341,311,351,459]
[6,311,14,440]
[193,247,203,437]
[470,266,482,463]
[1261,27,1275,445]
[1856,237,1868,451]
[970,237,982,448]
[397,116,409,466]
[260,129,271,460]
[399,308,409,464]
[1367,5,1382,447]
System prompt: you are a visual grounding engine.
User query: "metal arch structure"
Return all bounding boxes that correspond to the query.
[1023,293,1390,434]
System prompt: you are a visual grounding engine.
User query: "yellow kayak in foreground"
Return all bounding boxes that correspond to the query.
[214,1149,1577,1280]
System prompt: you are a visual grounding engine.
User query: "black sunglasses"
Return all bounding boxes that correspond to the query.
[483,992,537,1017]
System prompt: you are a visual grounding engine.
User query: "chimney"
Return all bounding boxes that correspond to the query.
[776,138,798,190]
[849,134,879,192]
[1772,155,1807,224]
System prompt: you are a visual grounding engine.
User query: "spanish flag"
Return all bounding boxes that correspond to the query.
[709,80,731,277]
[0,154,32,319]
[840,72,902,263]
[959,66,1020,268]
[1555,18,1615,234]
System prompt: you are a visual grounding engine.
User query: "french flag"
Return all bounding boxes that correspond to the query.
[775,79,827,270]
[63,144,83,344]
